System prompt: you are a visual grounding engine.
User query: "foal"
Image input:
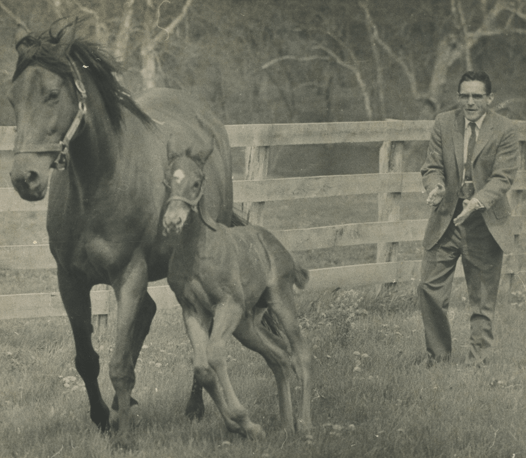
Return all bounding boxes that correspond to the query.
[162,141,312,440]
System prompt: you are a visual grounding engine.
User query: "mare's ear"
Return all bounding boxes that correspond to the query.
[49,17,77,55]
[14,25,31,56]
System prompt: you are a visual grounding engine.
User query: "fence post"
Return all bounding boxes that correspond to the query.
[92,285,111,338]
[376,140,404,294]
[502,141,525,305]
[242,145,271,226]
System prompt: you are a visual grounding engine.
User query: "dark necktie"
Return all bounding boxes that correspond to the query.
[460,122,476,199]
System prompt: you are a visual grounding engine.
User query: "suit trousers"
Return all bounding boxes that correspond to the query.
[418,201,503,364]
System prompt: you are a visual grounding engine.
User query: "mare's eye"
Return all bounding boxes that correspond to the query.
[193,181,200,189]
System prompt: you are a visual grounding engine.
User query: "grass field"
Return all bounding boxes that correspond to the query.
[2,145,526,456]
[2,284,526,457]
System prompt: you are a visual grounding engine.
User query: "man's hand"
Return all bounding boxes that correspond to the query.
[453,199,481,226]
[426,183,445,207]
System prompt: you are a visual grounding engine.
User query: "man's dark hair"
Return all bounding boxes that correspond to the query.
[458,71,492,95]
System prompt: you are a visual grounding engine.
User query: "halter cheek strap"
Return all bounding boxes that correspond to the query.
[13,55,87,171]
[164,177,218,232]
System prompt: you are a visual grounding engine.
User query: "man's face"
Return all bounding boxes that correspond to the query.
[458,80,494,122]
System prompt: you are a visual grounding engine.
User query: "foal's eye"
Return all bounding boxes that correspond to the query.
[46,90,60,101]
[193,181,200,189]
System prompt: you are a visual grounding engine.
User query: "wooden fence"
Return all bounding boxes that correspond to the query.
[1,120,526,323]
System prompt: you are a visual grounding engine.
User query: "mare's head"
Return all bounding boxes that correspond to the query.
[8,18,151,201]
[162,133,214,236]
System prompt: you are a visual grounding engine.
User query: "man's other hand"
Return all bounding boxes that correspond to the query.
[426,183,445,207]
[453,199,481,226]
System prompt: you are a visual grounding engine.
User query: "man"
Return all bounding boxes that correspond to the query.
[418,71,519,366]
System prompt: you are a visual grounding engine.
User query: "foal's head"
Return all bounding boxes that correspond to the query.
[162,132,214,236]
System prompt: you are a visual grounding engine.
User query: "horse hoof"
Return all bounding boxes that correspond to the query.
[130,404,142,428]
[185,402,205,421]
[295,419,313,434]
[109,410,119,432]
[246,423,266,441]
[110,431,137,451]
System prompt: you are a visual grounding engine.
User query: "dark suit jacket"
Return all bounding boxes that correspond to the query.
[421,109,519,253]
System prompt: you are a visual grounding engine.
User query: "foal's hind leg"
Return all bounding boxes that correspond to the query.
[267,285,313,433]
[234,307,296,434]
[57,268,110,432]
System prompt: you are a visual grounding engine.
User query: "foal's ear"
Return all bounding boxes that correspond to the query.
[167,131,191,162]
[187,136,214,167]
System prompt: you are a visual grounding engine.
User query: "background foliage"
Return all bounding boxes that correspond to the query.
[2,0,526,128]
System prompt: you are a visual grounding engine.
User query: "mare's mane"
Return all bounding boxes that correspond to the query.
[12,25,154,132]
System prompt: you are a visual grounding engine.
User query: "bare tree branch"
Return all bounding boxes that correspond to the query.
[359,0,421,101]
[0,0,29,31]
[261,55,330,70]
[313,45,373,120]
[452,0,473,69]
[114,0,136,61]
[153,0,195,45]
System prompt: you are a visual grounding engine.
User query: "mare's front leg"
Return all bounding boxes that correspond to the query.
[111,290,157,412]
[57,267,110,432]
[109,250,149,449]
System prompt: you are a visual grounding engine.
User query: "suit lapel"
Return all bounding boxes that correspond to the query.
[472,110,495,164]
[453,110,464,180]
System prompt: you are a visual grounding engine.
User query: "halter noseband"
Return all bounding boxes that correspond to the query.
[163,175,218,232]
[13,55,87,171]
[164,185,205,212]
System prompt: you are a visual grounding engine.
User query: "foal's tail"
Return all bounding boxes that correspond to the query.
[294,260,309,290]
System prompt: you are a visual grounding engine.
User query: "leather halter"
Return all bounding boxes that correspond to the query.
[163,176,218,232]
[13,55,87,171]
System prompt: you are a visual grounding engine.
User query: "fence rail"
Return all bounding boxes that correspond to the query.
[1,120,526,321]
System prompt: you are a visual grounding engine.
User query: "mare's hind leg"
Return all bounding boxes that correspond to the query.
[57,268,110,431]
[267,285,313,433]
[233,307,296,434]
[181,306,246,435]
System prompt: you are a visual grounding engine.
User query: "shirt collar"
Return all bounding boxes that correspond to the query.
[464,113,486,130]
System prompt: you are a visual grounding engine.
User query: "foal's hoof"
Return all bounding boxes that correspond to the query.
[295,418,313,434]
[246,423,266,441]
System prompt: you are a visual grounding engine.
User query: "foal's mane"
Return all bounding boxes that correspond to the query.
[12,25,154,132]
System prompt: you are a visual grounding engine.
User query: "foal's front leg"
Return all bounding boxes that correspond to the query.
[208,299,265,440]
[181,307,245,435]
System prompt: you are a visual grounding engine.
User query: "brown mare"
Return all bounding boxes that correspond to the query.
[8,19,232,447]
[162,139,313,439]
